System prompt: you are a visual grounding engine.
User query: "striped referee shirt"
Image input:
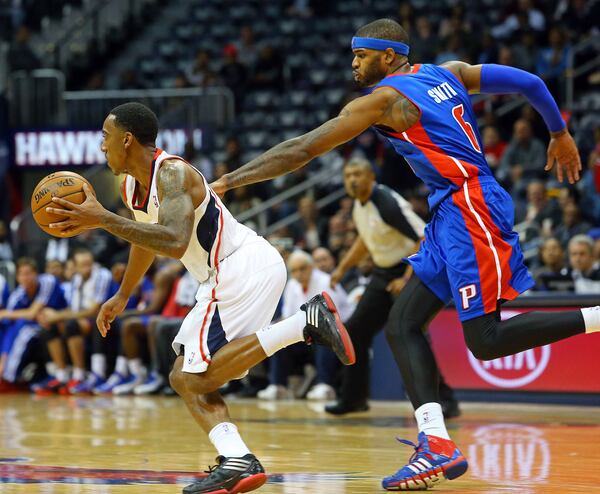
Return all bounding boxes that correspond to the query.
[352,184,425,268]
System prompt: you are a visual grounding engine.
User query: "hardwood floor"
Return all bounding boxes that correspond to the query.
[1,394,599,493]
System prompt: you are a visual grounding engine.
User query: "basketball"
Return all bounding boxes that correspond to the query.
[31,171,95,237]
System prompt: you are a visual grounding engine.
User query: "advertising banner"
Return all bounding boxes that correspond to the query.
[428,308,600,392]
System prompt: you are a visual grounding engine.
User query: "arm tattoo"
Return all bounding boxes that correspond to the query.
[99,162,194,258]
[388,95,420,131]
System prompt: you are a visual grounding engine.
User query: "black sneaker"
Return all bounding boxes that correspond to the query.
[183,454,267,494]
[301,292,356,366]
[325,400,370,416]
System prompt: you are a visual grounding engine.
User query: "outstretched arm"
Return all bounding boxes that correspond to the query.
[212,90,397,194]
[443,61,581,184]
[47,160,199,258]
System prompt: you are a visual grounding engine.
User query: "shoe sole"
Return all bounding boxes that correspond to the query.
[187,472,267,494]
[383,456,468,491]
[325,404,370,415]
[321,291,356,366]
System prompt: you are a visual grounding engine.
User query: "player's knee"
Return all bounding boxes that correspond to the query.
[465,341,502,361]
[64,319,81,338]
[41,325,60,341]
[384,315,419,342]
[462,317,501,361]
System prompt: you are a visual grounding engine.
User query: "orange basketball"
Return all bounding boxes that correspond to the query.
[31,171,95,237]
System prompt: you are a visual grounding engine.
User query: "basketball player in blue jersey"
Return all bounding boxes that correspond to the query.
[211,18,597,491]
[46,102,355,494]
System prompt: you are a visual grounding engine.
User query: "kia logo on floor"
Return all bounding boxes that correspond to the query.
[468,424,550,484]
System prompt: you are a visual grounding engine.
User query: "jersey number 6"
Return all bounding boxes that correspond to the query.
[452,104,481,153]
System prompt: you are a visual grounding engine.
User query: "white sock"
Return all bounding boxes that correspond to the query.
[256,311,306,357]
[415,402,450,440]
[128,358,145,377]
[55,368,69,383]
[91,354,106,378]
[45,362,57,376]
[581,307,600,333]
[72,367,86,381]
[208,422,251,458]
[115,356,129,375]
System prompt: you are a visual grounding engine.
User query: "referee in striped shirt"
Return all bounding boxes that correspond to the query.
[326,158,459,417]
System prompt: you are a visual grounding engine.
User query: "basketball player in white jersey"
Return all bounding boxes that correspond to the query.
[46,102,355,494]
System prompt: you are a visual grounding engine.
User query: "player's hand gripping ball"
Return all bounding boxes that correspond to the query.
[31,171,96,237]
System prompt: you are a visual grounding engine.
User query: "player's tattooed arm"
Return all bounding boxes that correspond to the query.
[214,91,393,192]
[99,161,195,258]
[381,91,420,131]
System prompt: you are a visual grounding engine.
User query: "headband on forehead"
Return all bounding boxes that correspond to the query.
[351,36,410,56]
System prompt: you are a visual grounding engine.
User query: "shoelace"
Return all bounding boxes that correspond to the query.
[204,463,219,475]
[396,437,428,464]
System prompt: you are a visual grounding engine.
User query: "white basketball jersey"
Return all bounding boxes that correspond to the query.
[122,149,255,282]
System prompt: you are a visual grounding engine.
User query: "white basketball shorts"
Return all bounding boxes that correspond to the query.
[172,236,286,373]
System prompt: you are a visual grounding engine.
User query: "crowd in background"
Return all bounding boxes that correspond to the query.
[1,0,599,397]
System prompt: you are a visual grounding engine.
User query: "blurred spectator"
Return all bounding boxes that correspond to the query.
[173,73,191,89]
[292,196,328,251]
[497,119,546,189]
[258,250,351,401]
[532,237,574,291]
[536,27,570,100]
[568,234,600,294]
[482,126,507,172]
[213,162,229,181]
[286,0,314,18]
[397,2,415,35]
[554,0,599,38]
[184,141,213,182]
[0,257,66,385]
[312,247,335,274]
[7,25,40,72]
[327,214,348,255]
[435,34,464,65]
[251,46,284,92]
[579,127,600,223]
[235,26,258,68]
[44,259,64,280]
[492,0,545,39]
[220,44,247,110]
[553,202,591,248]
[512,30,538,73]
[438,4,471,40]
[118,68,144,90]
[35,248,112,395]
[106,260,180,395]
[223,136,243,171]
[228,186,267,233]
[0,220,13,261]
[477,31,498,65]
[515,181,562,237]
[185,49,217,88]
[411,17,439,63]
[497,45,516,68]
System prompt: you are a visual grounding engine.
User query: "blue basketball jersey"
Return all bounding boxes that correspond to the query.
[0,275,8,309]
[6,274,66,313]
[372,64,492,209]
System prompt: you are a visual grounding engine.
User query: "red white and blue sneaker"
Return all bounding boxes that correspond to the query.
[382,433,468,490]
